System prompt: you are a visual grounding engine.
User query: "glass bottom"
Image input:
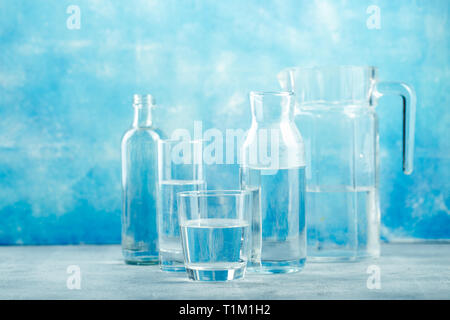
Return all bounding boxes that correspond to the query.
[357,249,380,260]
[122,249,158,265]
[308,251,381,262]
[159,251,185,272]
[249,258,306,274]
[185,262,246,281]
[356,256,380,262]
[307,247,359,262]
[160,262,186,272]
[308,256,357,263]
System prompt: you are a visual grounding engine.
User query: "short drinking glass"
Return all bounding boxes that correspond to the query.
[177,190,252,281]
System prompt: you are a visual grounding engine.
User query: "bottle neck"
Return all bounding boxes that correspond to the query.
[133,105,153,128]
[132,94,154,128]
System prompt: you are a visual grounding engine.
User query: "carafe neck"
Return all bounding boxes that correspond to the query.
[250,91,295,125]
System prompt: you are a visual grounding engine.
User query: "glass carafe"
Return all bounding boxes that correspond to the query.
[278,66,416,261]
[240,91,307,273]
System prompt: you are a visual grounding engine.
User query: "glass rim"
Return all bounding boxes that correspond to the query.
[177,190,251,198]
[250,91,294,97]
[282,65,378,73]
[158,138,204,145]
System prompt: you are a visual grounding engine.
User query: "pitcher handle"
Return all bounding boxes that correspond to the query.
[376,82,416,174]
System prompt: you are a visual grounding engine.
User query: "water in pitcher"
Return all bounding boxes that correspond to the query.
[246,166,306,272]
[180,218,250,280]
[158,179,206,270]
[306,185,379,260]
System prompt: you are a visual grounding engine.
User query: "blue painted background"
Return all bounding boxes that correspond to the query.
[0,0,449,244]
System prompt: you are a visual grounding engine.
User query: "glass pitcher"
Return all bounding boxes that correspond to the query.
[278,66,416,261]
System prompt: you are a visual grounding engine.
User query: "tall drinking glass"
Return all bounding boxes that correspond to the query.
[177,190,252,281]
[157,139,205,271]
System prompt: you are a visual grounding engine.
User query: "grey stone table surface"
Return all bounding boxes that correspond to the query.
[0,243,449,300]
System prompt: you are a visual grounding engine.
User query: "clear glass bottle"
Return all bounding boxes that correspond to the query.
[121,94,161,264]
[240,91,307,274]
